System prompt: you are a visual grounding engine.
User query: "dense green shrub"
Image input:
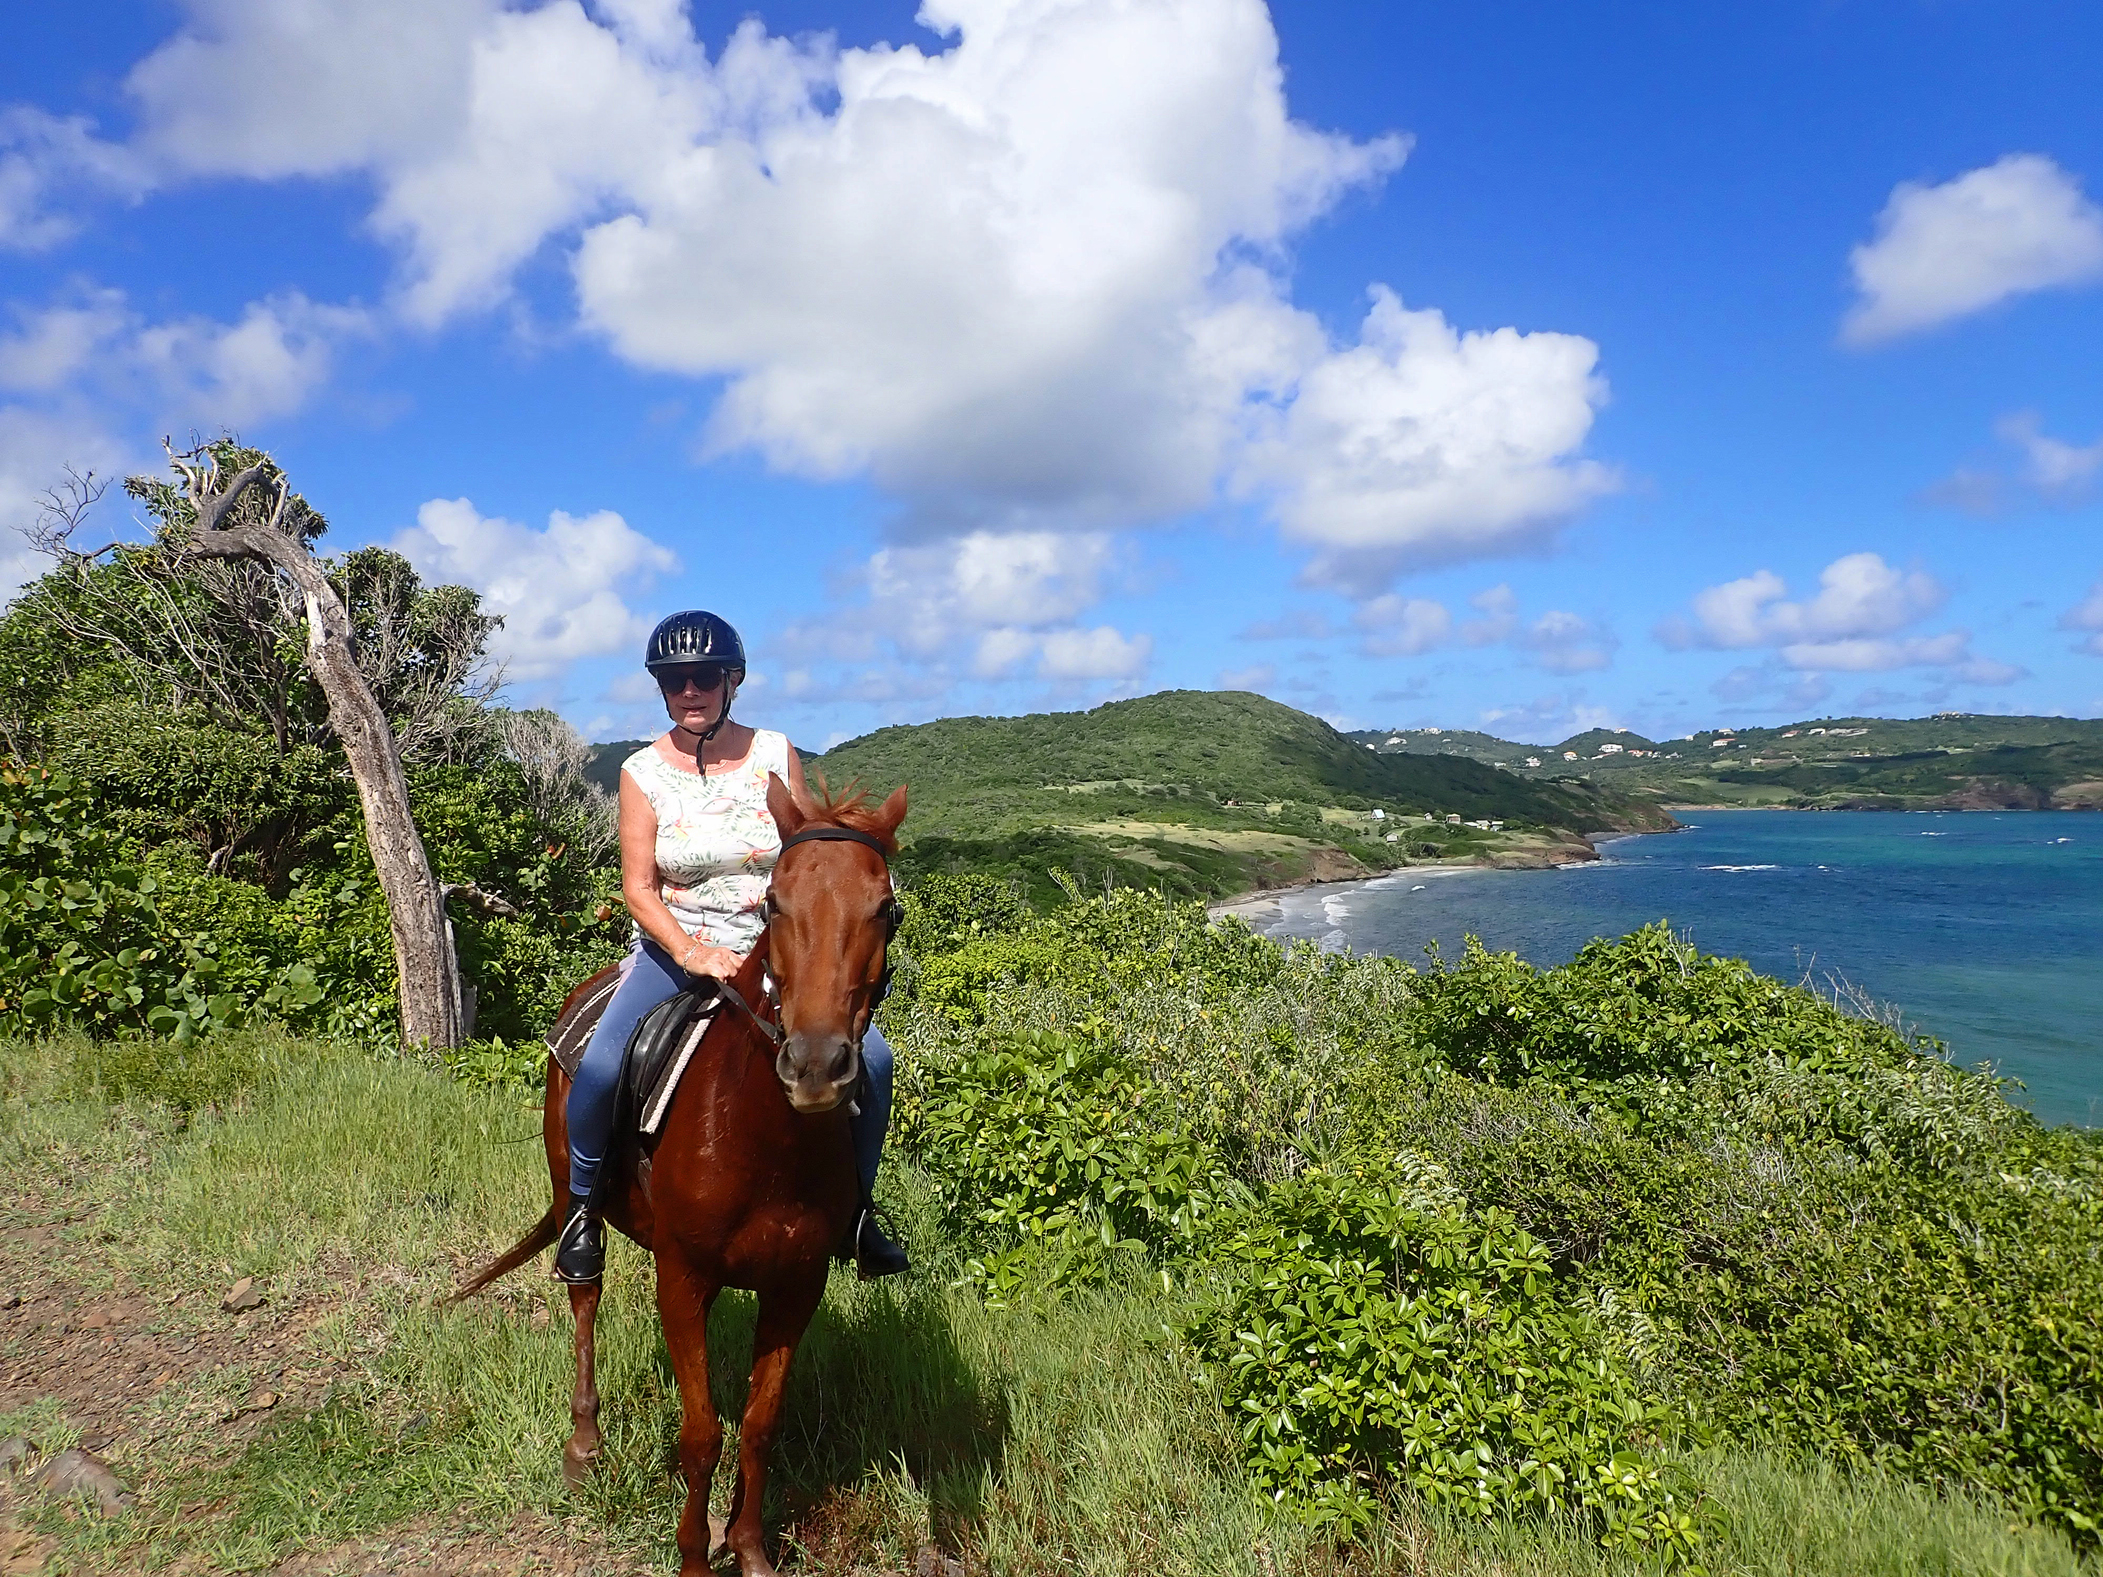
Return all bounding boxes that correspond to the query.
[0,766,329,1041]
[887,887,2103,1549]
[1184,1151,1706,1556]
[43,701,350,890]
[911,1026,1226,1302]
[1408,925,2017,1165]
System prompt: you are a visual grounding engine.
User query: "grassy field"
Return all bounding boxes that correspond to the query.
[0,1027,2091,1576]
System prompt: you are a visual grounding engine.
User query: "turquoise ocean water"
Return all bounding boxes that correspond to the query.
[1251,809,2101,1127]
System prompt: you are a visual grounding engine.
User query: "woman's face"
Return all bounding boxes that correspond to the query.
[658,665,737,734]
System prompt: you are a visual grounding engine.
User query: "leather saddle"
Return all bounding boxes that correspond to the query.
[548,971,721,1140]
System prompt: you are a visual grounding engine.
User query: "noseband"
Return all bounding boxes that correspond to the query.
[710,825,903,1054]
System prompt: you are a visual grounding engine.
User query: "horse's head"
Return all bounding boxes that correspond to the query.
[761,773,909,1114]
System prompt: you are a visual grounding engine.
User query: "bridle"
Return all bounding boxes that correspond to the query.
[710,825,904,1055]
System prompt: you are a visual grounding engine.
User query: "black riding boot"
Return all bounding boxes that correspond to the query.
[555,1190,604,1284]
[853,1202,909,1281]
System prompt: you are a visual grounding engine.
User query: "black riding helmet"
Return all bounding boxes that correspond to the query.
[645,609,746,673]
[646,610,746,743]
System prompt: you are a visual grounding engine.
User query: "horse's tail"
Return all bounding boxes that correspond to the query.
[445,1201,562,1304]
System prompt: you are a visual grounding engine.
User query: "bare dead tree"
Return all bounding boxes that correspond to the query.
[335,547,505,763]
[497,707,619,866]
[148,441,464,1049]
[28,470,500,767]
[31,463,316,753]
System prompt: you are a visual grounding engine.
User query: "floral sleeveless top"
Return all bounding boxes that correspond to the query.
[622,730,791,955]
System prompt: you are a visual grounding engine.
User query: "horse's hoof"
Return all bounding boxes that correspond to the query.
[706,1514,728,1561]
[562,1439,601,1488]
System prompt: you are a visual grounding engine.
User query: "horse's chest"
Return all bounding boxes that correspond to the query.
[650,1118,853,1281]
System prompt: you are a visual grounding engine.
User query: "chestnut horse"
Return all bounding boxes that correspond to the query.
[452,774,908,1577]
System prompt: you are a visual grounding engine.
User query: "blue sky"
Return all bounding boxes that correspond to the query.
[3,0,2101,750]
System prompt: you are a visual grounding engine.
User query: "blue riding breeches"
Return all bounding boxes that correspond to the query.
[564,936,895,1201]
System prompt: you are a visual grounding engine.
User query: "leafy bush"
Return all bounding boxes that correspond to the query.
[888,887,2103,1550]
[909,1026,1226,1302]
[1185,1151,1707,1557]
[440,1034,548,1091]
[1408,926,2016,1165]
[0,767,345,1042]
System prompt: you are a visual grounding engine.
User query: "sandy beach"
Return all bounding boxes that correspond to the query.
[1208,864,1482,925]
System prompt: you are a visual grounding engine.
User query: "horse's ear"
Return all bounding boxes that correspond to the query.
[872,783,908,841]
[766,772,809,837]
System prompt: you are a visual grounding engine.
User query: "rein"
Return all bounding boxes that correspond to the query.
[708,823,904,1052]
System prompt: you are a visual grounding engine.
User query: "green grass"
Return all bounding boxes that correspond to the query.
[0,1031,2092,1575]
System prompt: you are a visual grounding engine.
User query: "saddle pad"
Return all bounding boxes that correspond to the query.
[548,966,622,1080]
[547,973,718,1137]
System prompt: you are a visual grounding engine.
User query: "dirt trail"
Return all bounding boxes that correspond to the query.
[0,1194,636,1575]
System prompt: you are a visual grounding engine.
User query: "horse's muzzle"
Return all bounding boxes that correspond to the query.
[776,1033,861,1114]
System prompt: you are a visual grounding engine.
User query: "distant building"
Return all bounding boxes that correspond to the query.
[1525,756,1542,767]
[1562,751,1578,761]
[1599,743,1623,754]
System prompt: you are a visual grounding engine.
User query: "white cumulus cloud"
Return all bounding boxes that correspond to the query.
[869,530,1118,650]
[1924,410,2103,514]
[1215,662,1275,692]
[21,0,1620,605]
[1515,609,1617,674]
[1246,288,1616,594]
[1663,552,1946,650]
[0,108,146,252]
[0,286,364,430]
[2063,576,2103,657]
[0,286,367,607]
[1351,594,1451,657]
[1660,552,2017,682]
[1843,154,2103,345]
[968,622,1150,682]
[390,498,679,681]
[1039,625,1152,681]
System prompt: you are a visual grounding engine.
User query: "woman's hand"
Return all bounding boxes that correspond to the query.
[679,939,744,980]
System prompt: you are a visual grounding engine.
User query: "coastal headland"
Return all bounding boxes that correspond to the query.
[771,690,1677,908]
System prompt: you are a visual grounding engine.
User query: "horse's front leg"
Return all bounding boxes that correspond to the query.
[722,1275,825,1577]
[562,1279,604,1485]
[657,1251,728,1575]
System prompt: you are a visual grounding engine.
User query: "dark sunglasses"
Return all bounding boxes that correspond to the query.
[656,666,730,695]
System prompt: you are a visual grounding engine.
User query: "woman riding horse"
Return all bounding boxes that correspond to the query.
[556,608,908,1285]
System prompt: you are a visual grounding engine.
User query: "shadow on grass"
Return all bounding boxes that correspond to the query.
[686,1270,1009,1540]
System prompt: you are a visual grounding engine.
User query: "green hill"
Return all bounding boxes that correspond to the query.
[801,690,1672,904]
[1344,725,1541,765]
[1554,726,1657,755]
[582,738,649,796]
[1351,712,2103,809]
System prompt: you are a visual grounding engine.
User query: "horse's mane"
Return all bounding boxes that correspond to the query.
[802,776,900,854]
